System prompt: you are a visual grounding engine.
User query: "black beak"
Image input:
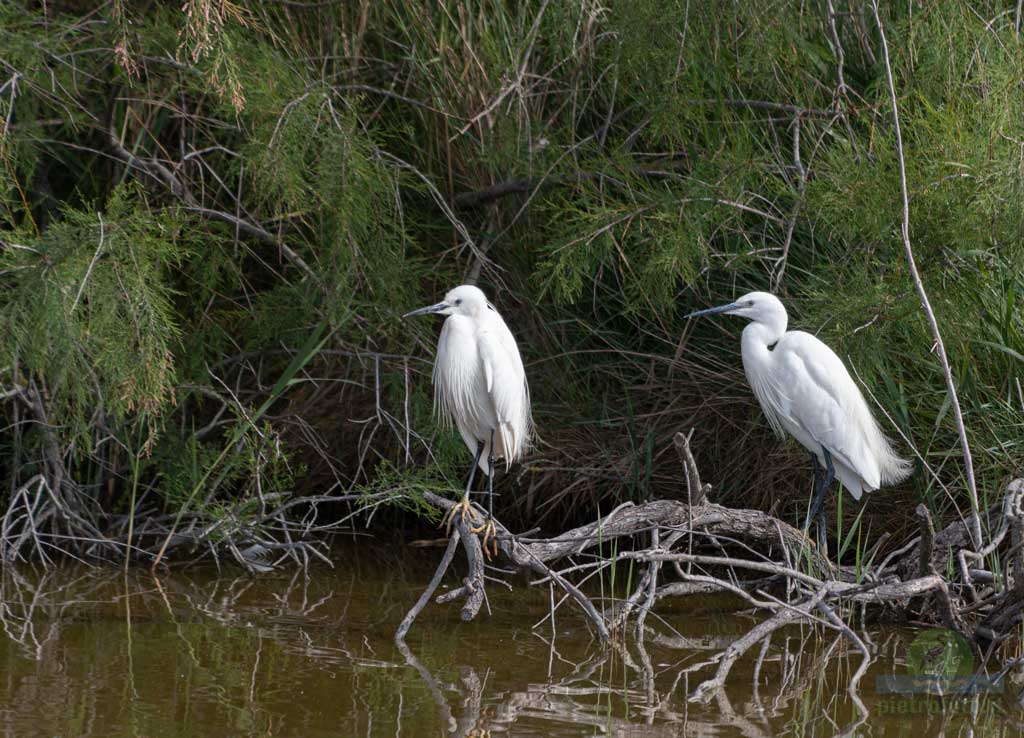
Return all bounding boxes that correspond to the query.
[685,302,740,319]
[402,301,449,318]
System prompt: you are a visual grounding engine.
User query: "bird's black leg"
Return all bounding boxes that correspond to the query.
[815,447,836,555]
[471,430,498,556]
[466,440,484,498]
[803,449,834,555]
[803,452,824,534]
[443,441,485,534]
[487,429,496,520]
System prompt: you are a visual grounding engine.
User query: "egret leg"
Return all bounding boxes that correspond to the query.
[474,429,499,557]
[486,430,496,519]
[441,441,485,534]
[817,448,835,554]
[465,440,484,491]
[803,450,834,555]
[802,452,824,534]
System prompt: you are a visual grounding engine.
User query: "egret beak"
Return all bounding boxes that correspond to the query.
[685,302,740,319]
[402,301,449,318]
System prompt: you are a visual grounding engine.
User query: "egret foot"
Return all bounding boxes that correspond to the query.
[441,494,479,536]
[442,498,498,557]
[472,518,498,558]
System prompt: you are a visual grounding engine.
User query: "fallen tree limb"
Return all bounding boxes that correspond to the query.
[402,428,1024,704]
[395,534,459,641]
[688,586,829,702]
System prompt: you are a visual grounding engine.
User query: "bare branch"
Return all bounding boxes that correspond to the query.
[872,0,982,549]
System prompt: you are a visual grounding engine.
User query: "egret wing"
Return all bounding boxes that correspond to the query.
[775,333,881,489]
[477,317,532,465]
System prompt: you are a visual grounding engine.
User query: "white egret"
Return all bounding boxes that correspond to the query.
[686,291,912,550]
[403,285,533,550]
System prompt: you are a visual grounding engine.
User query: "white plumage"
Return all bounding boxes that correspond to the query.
[405,284,533,474]
[688,291,911,504]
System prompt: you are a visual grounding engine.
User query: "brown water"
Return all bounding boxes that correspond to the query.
[0,544,1020,737]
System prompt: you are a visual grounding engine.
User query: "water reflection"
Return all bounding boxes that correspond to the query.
[0,545,1020,736]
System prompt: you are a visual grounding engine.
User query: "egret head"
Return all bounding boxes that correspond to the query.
[402,284,490,319]
[685,291,786,325]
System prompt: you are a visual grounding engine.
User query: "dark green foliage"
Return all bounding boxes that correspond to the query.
[4,188,185,422]
[0,0,1022,563]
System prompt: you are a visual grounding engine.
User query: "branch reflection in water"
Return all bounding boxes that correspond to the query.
[396,629,875,737]
[0,549,1020,736]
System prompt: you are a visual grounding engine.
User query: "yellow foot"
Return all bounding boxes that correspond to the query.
[441,496,477,536]
[441,498,499,557]
[471,518,498,558]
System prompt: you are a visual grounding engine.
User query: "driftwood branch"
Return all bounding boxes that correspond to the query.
[394,534,459,641]
[400,428,1024,701]
[688,586,828,702]
[674,430,708,506]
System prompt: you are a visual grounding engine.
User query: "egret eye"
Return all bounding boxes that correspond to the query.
[455,298,462,306]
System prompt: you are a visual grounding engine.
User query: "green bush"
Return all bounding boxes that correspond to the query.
[0,0,1020,563]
